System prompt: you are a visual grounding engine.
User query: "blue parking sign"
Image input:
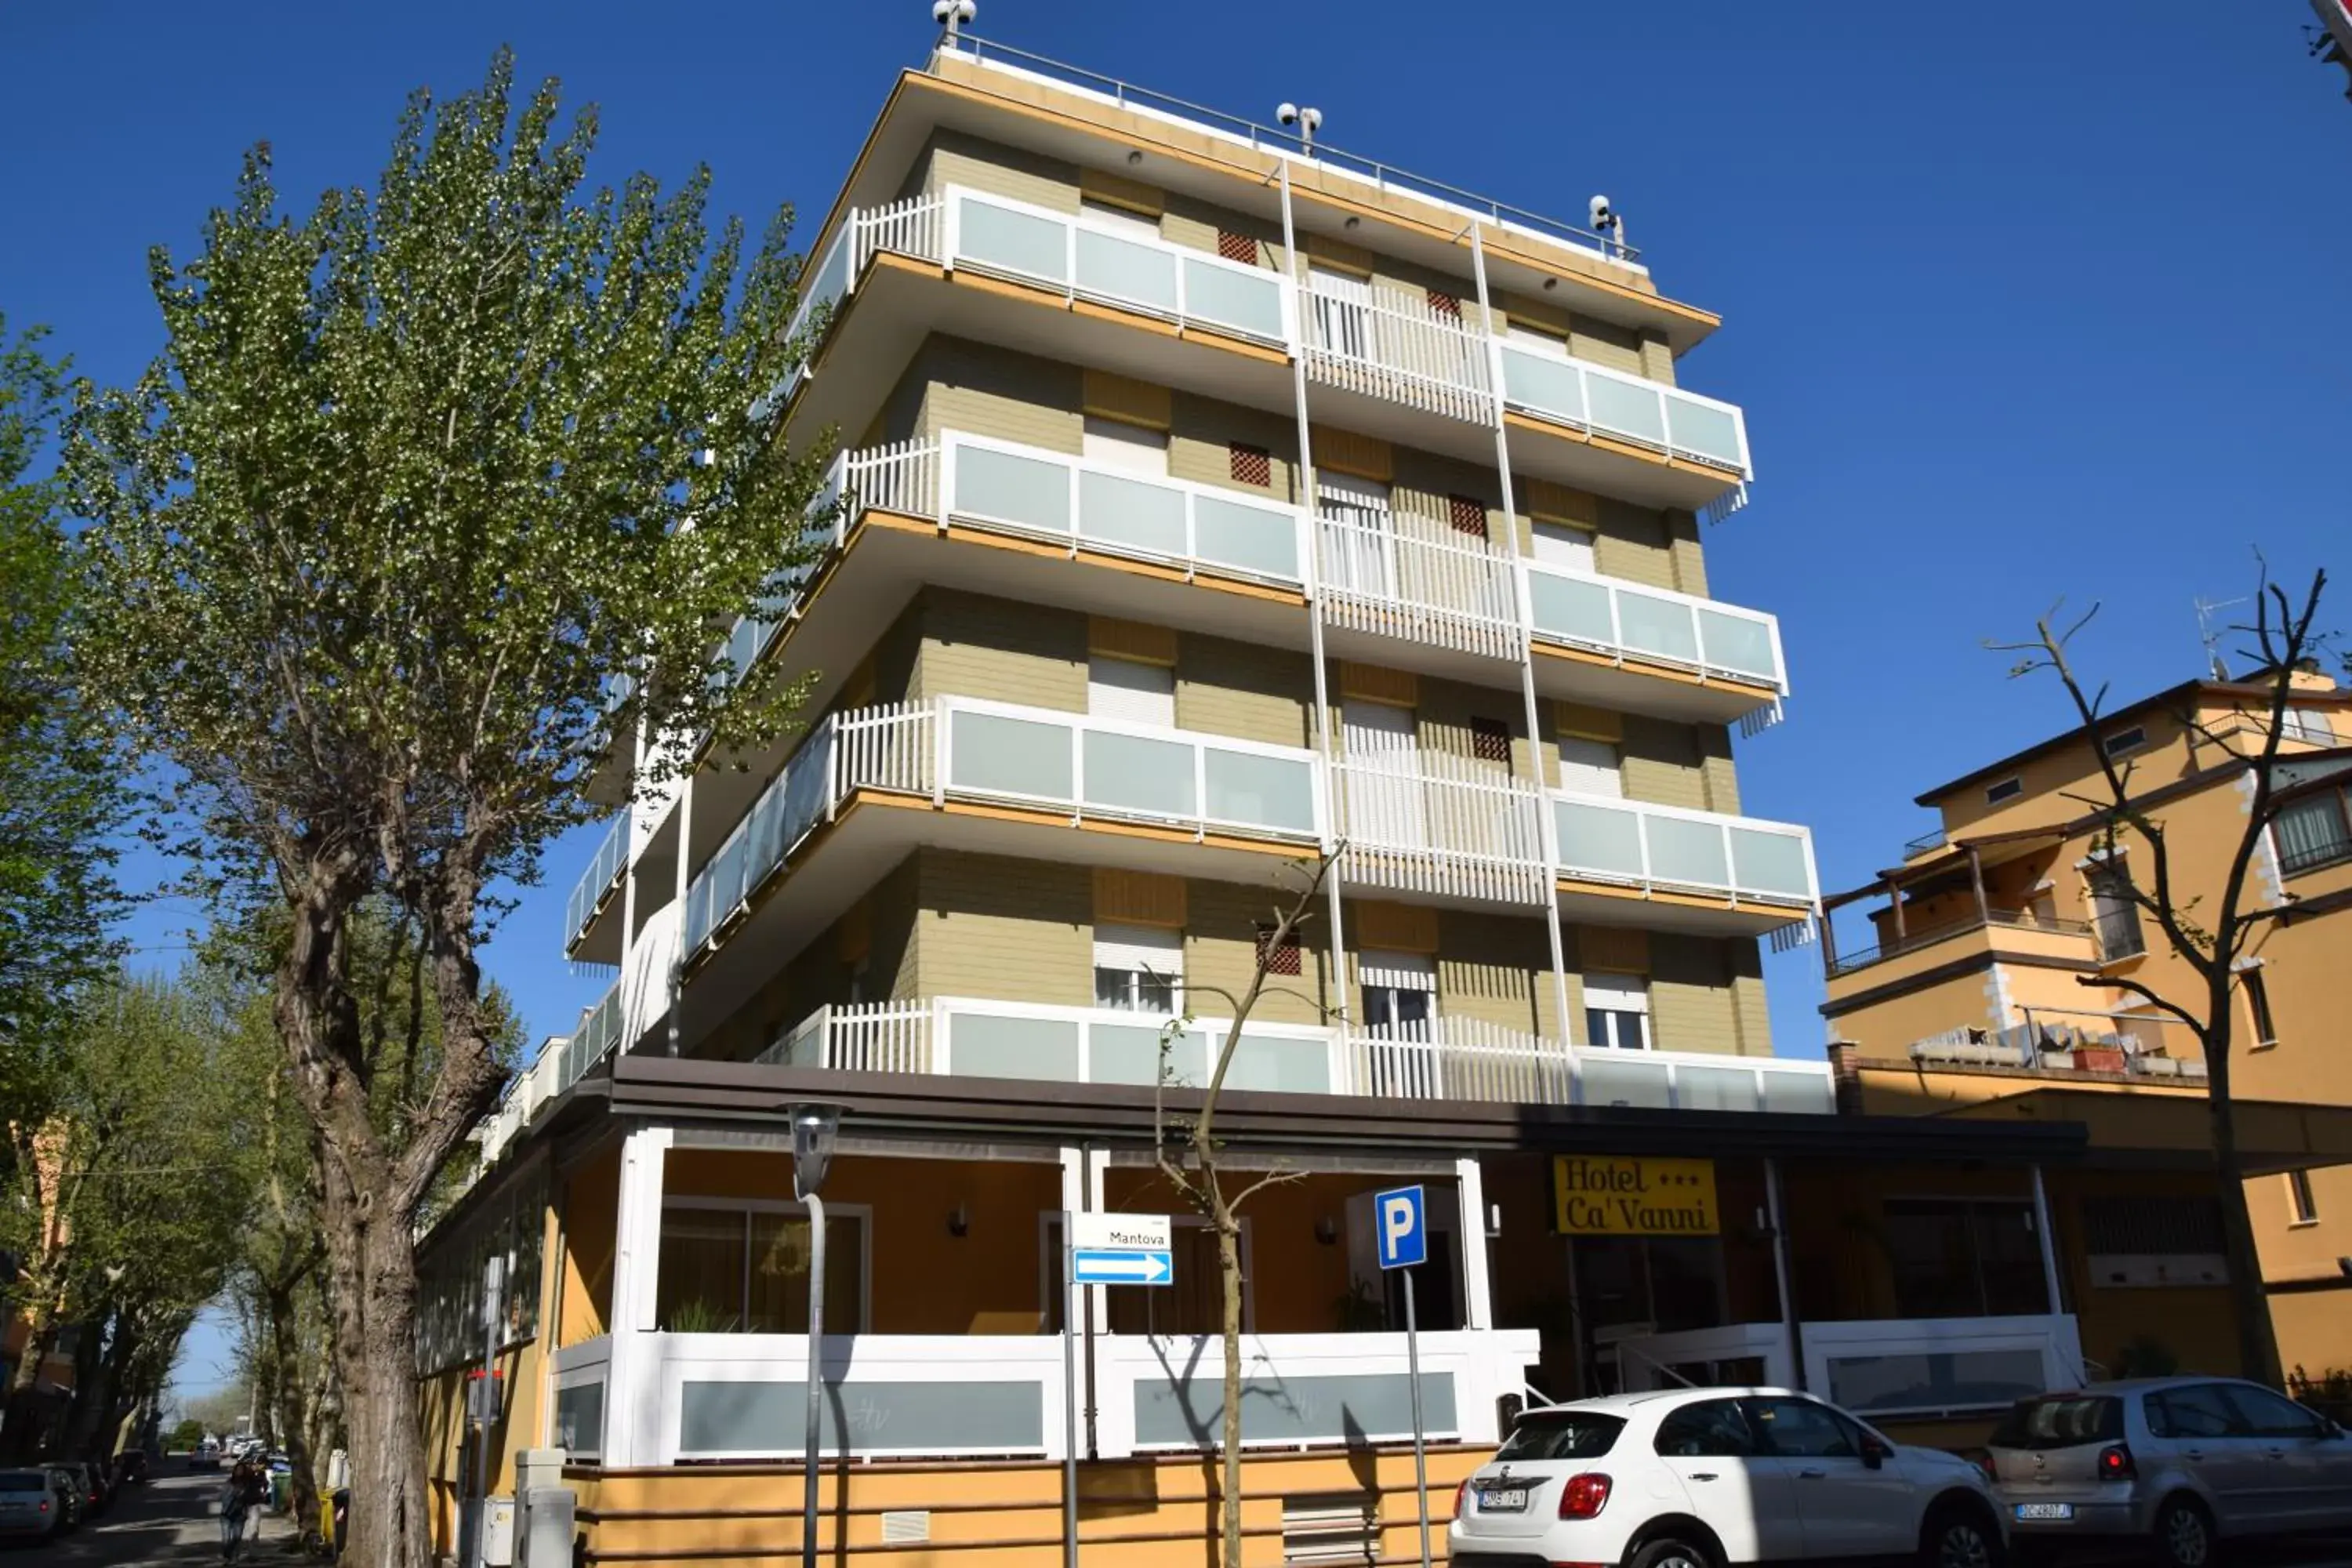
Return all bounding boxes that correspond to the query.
[1374,1185,1425,1269]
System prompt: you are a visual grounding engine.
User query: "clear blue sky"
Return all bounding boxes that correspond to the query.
[5,2,2345,1388]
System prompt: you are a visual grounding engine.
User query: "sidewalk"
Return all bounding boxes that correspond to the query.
[30,1469,302,1566]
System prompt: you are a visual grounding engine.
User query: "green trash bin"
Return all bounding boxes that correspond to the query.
[270,1472,289,1512]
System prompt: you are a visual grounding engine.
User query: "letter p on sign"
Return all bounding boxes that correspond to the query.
[1374,1185,1425,1270]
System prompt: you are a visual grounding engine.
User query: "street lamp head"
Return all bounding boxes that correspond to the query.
[789,1102,845,1200]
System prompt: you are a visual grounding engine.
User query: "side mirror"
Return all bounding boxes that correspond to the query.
[1860,1436,1892,1470]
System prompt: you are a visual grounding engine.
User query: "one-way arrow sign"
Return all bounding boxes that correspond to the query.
[1071,1247,1173,1286]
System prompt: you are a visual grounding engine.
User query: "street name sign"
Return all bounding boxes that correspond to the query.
[1068,1210,1173,1287]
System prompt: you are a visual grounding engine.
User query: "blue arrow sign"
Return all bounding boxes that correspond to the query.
[1072,1248,1173,1286]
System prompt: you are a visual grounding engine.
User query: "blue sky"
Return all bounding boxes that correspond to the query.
[5,2,2346,1391]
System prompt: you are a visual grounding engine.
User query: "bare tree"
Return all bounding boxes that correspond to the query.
[1992,565,2331,1386]
[1150,850,1339,1568]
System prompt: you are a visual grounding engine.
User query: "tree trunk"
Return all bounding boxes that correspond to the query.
[2,1300,60,1461]
[58,1308,108,1459]
[321,1184,430,1568]
[2204,1047,2283,1385]
[1215,1209,1244,1568]
[267,1280,324,1537]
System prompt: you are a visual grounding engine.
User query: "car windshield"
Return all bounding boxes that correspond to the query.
[0,1472,48,1491]
[1991,1395,2123,1449]
[1495,1410,1624,1462]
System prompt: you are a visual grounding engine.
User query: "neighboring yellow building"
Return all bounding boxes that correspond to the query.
[411,24,2318,1568]
[1819,666,2352,1380]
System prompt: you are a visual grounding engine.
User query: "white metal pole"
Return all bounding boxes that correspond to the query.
[1763,1159,1805,1391]
[802,1192,826,1568]
[669,771,695,1056]
[2030,1164,2065,1317]
[468,1255,506,1568]
[1062,1218,1079,1568]
[1403,1267,1432,1568]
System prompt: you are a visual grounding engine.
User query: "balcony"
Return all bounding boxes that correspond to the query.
[1301,278,1494,426]
[563,814,630,963]
[1330,754,1549,908]
[683,697,1324,957]
[1498,338,1752,519]
[1523,560,1786,727]
[1824,908,2097,980]
[1550,790,1818,938]
[1314,510,1521,668]
[759,996,1838,1116]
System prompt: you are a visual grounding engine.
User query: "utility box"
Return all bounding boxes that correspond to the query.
[519,1486,575,1568]
[481,1496,517,1567]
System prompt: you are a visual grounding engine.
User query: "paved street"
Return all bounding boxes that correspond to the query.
[7,1469,297,1566]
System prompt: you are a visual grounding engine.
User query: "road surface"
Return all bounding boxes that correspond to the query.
[13,1468,299,1566]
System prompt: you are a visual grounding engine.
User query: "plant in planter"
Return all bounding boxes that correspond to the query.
[663,1298,739,1334]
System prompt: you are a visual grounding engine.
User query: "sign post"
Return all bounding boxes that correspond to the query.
[1374,1185,1432,1568]
[1063,1213,1173,1568]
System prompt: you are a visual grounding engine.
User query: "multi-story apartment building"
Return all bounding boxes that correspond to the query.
[1819,666,2352,1377]
[411,28,2301,1566]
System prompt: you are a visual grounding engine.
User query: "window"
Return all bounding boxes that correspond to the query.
[1308,263,1372,359]
[1087,654,1175,728]
[1361,950,1436,1035]
[655,1203,866,1334]
[1497,1410,1624,1462]
[2222,1384,2328,1439]
[1559,735,1624,798]
[1317,470,1396,597]
[2102,725,2148,757]
[2276,786,2352,876]
[1584,976,1650,1051]
[2284,706,2339,745]
[1080,197,1159,239]
[1082,415,1169,477]
[2086,862,2146,960]
[1228,442,1272,488]
[1446,494,1489,539]
[2243,966,2278,1047]
[2082,1194,2224,1256]
[1255,923,1302,976]
[1747,1398,1859,1459]
[1530,519,1595,573]
[1653,1399,1756,1457]
[1215,228,1258,265]
[1881,1199,2049,1318]
[2288,1169,2320,1225]
[2145,1385,2247,1440]
[1985,777,2024,804]
[1094,923,1180,1014]
[1468,717,1512,765]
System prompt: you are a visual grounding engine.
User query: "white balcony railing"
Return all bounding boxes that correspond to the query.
[563,813,630,949]
[1302,278,1494,424]
[1524,560,1788,695]
[1550,789,1818,909]
[783,194,947,360]
[1315,511,1521,662]
[1330,753,1550,906]
[760,996,1839,1115]
[684,698,1324,956]
[1498,338,1753,481]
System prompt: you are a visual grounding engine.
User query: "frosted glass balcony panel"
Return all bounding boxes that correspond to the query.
[1646,815,1731,888]
[1526,571,1616,646]
[1077,469,1187,557]
[1553,800,1647,880]
[952,1014,1082,1082]
[949,711,1074,800]
[1083,730,1197,819]
[1075,229,1178,313]
[1193,494,1299,579]
[1093,1022,1181,1087]
[955,445,1071,535]
[959,200,1069,284]
[1730,827,1813,898]
[1676,1065,1762,1114]
[1765,1073,1836,1116]
[1501,347,1585,424]
[1581,1054,1673,1109]
[1203,751,1317,835]
[1615,590,1702,666]
[1696,608,1780,684]
[1585,375,1667,447]
[1182,257,1286,339]
[1668,396,1744,468]
[1221,1031,1333,1094]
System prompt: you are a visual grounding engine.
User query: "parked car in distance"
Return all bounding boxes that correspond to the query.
[0,1469,63,1540]
[114,1447,150,1485]
[1450,1387,2005,1568]
[63,1460,107,1517]
[1987,1377,2352,1568]
[42,1465,82,1530]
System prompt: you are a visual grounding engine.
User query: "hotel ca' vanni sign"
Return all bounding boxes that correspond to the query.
[1552,1155,1720,1236]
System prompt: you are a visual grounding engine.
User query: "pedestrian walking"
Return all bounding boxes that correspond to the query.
[220,1456,267,1563]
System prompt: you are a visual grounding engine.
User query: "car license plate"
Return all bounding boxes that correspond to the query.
[1479,1486,1530,1512]
[2014,1503,2075,1522]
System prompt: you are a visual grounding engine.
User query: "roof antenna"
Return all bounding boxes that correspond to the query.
[932,0,975,42]
[2196,594,2249,681]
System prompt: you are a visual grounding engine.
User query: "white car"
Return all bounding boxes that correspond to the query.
[1450,1387,2006,1568]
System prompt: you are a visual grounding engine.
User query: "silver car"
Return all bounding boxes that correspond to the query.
[1987,1377,2352,1567]
[0,1469,62,1539]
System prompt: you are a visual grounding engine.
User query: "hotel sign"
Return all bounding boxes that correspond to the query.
[1552,1156,1719,1236]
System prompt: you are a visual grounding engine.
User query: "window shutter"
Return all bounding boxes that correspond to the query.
[1088,615,1178,666]
[1094,868,1187,927]
[1555,701,1624,744]
[1229,443,1273,488]
[1579,927,1650,974]
[1309,424,1393,482]
[1353,900,1438,953]
[1339,662,1417,706]
[1446,494,1490,539]
[1524,477,1599,528]
[1082,368,1172,430]
[1078,167,1164,217]
[1218,229,1260,265]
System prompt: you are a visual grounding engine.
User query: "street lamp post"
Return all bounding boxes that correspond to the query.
[790,1103,844,1568]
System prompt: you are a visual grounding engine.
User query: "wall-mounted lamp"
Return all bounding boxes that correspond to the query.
[1343,215,1361,230]
[1127,149,1143,167]
[1313,1216,1339,1246]
[947,1204,970,1238]
[1486,1203,1503,1240]
[1542,277,1558,291]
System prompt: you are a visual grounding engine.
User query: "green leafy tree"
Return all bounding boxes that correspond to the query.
[71,53,823,1566]
[0,318,125,1130]
[169,1417,207,1453]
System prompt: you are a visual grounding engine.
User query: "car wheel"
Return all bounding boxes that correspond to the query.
[1923,1504,2001,1568]
[1627,1531,1719,1568]
[2154,1496,2214,1568]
